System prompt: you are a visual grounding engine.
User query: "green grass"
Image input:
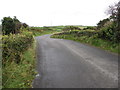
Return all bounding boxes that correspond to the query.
[51,33,120,54]
[30,27,62,37]
[32,30,58,36]
[30,25,87,37]
[2,41,37,88]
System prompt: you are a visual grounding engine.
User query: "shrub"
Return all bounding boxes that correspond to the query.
[2,31,33,64]
[83,26,97,30]
[22,23,28,28]
[63,26,81,31]
[97,18,110,29]
[97,22,119,43]
[76,30,98,37]
[55,30,97,37]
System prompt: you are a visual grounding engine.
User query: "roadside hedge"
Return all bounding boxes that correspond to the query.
[97,22,119,43]
[54,30,98,37]
[2,31,34,64]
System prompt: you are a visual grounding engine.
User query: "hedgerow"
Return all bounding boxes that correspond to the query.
[54,30,97,37]
[97,22,119,43]
[2,31,34,64]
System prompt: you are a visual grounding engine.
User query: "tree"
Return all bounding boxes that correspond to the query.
[2,17,15,35]
[116,1,120,30]
[109,1,120,42]
[107,1,120,22]
[98,1,120,42]
[2,16,22,35]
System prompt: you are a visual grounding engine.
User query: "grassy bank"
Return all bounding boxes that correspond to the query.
[2,41,36,88]
[51,31,119,54]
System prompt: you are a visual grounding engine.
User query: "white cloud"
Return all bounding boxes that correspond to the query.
[0,0,119,26]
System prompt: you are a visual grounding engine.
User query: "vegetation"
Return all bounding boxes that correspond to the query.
[2,30,36,88]
[29,26,87,37]
[1,1,120,88]
[29,26,64,36]
[2,16,36,88]
[83,26,97,30]
[97,18,110,29]
[22,23,28,28]
[51,30,119,54]
[2,16,28,35]
[62,26,81,31]
[51,1,120,54]
[2,16,20,35]
[2,31,33,64]
[2,42,36,88]
[93,1,119,43]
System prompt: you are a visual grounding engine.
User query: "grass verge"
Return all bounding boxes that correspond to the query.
[2,41,37,88]
[51,34,120,54]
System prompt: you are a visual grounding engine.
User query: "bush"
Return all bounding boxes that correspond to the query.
[63,26,81,31]
[22,23,28,28]
[55,30,97,37]
[83,26,97,30]
[76,30,98,37]
[2,31,34,64]
[97,22,119,43]
[2,43,36,88]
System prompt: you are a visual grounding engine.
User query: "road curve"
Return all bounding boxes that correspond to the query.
[33,34,118,88]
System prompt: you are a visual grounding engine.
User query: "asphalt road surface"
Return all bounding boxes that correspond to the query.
[33,34,118,88]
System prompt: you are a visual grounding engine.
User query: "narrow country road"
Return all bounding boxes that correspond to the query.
[33,34,118,88]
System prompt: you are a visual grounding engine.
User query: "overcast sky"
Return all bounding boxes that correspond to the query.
[0,0,119,26]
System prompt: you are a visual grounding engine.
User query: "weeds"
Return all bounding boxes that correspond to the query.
[2,31,36,88]
[2,41,36,88]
